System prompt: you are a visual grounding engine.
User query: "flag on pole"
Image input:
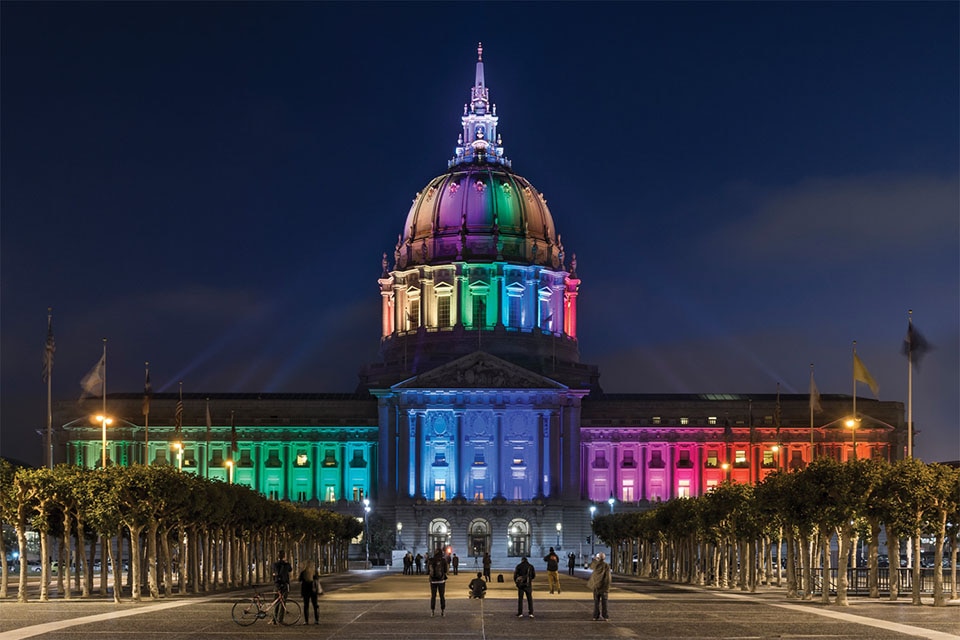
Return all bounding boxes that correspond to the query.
[902,322,932,368]
[143,364,152,416]
[80,354,106,398]
[809,368,822,414]
[175,384,184,437]
[42,312,55,382]
[853,352,879,398]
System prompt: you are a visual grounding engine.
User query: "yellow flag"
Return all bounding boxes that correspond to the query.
[853,352,879,398]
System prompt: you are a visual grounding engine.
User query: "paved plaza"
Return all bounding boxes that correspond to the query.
[1,569,958,639]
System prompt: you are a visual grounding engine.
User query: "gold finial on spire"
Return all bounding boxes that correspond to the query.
[477,42,483,61]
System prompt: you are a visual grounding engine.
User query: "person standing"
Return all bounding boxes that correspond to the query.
[427,549,448,617]
[415,553,424,575]
[271,551,292,624]
[482,552,492,582]
[543,547,561,594]
[513,556,535,618]
[587,552,612,621]
[451,553,459,575]
[567,552,576,576]
[298,560,320,624]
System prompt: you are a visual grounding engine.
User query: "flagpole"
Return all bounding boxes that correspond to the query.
[809,364,815,452]
[144,362,150,465]
[45,308,54,469]
[907,310,913,458]
[101,339,108,469]
[851,341,857,420]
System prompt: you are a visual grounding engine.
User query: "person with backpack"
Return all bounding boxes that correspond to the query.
[298,560,321,624]
[543,546,561,594]
[513,556,535,617]
[427,549,448,617]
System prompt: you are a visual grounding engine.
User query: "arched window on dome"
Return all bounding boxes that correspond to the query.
[406,288,420,332]
[538,290,555,334]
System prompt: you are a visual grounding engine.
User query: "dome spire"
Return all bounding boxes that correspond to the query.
[450,43,510,168]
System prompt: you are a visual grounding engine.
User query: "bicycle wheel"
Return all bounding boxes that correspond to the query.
[277,599,302,626]
[232,599,260,626]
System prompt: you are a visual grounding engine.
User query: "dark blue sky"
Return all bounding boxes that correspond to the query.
[2,2,957,466]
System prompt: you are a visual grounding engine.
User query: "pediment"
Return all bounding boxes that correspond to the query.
[393,352,567,390]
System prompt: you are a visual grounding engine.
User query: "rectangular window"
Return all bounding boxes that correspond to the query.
[679,417,689,425]
[649,450,665,469]
[677,479,691,499]
[472,295,487,328]
[677,450,693,468]
[323,449,338,467]
[437,295,451,327]
[324,485,336,502]
[353,487,364,502]
[706,451,719,468]
[508,295,522,328]
[652,416,661,425]
[622,450,636,468]
[434,479,447,501]
[297,491,307,502]
[408,301,420,329]
[762,450,777,467]
[622,479,635,502]
[734,449,748,467]
[592,450,608,468]
[295,452,309,467]
[708,416,718,425]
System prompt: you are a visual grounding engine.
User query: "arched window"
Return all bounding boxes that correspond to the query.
[507,518,530,557]
[468,518,490,557]
[429,518,452,554]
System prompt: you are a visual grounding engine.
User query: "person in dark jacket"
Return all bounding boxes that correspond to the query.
[426,549,448,617]
[468,571,487,598]
[513,556,535,617]
[587,552,612,620]
[482,552,492,582]
[298,560,320,624]
[567,552,577,575]
[543,547,561,593]
[271,551,292,624]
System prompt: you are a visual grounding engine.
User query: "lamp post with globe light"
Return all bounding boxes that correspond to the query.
[608,495,615,514]
[363,498,371,568]
[556,522,562,549]
[397,522,403,549]
[589,505,597,560]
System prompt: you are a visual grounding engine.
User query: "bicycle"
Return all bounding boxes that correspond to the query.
[232,588,302,626]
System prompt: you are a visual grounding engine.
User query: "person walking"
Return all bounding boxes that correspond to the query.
[567,552,576,576]
[427,549,449,617]
[587,552,612,621]
[513,556,535,618]
[543,547,561,594]
[298,560,321,624]
[271,550,292,624]
[482,552,491,582]
[451,553,459,575]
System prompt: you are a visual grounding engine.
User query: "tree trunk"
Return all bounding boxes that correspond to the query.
[911,534,922,606]
[888,532,900,601]
[110,526,121,603]
[39,528,50,601]
[784,530,797,598]
[933,512,946,607]
[16,521,29,602]
[836,524,852,606]
[867,518,880,598]
[61,516,71,599]
[128,524,143,601]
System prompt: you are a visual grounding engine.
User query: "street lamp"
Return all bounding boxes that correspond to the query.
[397,522,403,549]
[173,441,183,471]
[845,417,861,459]
[225,459,234,485]
[608,495,615,514]
[721,462,731,481]
[363,498,371,568]
[589,505,597,559]
[95,415,112,468]
[556,522,562,549]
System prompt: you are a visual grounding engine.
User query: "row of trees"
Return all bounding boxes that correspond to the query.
[591,457,959,607]
[0,461,363,602]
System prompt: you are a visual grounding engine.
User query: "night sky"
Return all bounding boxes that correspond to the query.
[2,3,957,467]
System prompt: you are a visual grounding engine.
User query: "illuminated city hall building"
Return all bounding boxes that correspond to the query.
[54,46,905,564]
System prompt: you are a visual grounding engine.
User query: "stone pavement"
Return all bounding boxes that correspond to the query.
[1,568,957,639]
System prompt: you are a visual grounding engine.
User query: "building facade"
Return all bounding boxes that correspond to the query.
[53,45,906,567]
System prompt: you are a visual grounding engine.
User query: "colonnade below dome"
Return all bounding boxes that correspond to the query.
[379,261,580,344]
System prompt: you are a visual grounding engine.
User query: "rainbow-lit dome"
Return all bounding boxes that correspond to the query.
[394,42,563,271]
